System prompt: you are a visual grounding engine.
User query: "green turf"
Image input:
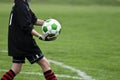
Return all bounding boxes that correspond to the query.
[0,3,120,80]
[1,0,120,6]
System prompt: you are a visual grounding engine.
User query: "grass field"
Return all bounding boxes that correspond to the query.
[0,2,120,80]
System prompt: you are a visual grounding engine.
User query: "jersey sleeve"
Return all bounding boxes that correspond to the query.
[30,10,37,25]
[15,2,33,34]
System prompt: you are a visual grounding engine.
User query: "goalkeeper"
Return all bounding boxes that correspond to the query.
[1,0,57,80]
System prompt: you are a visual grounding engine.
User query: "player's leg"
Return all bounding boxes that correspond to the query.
[11,63,23,74]
[1,57,25,80]
[1,68,16,80]
[37,57,51,72]
[27,53,57,80]
[37,57,57,80]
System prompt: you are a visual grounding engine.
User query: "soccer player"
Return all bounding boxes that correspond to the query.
[1,0,57,80]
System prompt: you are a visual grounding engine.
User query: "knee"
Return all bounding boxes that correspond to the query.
[37,57,51,72]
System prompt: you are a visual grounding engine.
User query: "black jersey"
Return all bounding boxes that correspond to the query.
[8,0,41,56]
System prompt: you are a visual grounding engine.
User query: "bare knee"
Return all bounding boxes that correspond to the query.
[11,63,23,74]
[37,57,51,72]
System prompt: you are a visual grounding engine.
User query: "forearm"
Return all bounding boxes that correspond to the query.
[31,29,42,38]
[35,19,44,26]
[32,19,44,39]
[32,19,44,36]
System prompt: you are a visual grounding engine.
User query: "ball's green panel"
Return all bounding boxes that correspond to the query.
[59,29,61,34]
[51,23,57,30]
[43,26,48,32]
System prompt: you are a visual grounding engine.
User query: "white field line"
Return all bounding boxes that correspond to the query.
[0,69,81,80]
[0,50,95,80]
[0,50,8,53]
[49,60,95,80]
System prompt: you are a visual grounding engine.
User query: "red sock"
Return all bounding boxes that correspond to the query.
[1,69,16,80]
[44,70,57,80]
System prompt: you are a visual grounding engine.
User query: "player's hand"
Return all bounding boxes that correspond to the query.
[45,35,57,41]
[39,35,56,41]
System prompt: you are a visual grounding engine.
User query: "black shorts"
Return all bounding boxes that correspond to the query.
[12,53,44,64]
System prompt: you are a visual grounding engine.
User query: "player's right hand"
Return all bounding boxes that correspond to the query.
[39,35,56,41]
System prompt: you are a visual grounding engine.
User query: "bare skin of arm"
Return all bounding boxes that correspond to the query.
[31,19,44,38]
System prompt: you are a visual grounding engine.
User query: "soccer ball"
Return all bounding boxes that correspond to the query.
[42,19,61,37]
